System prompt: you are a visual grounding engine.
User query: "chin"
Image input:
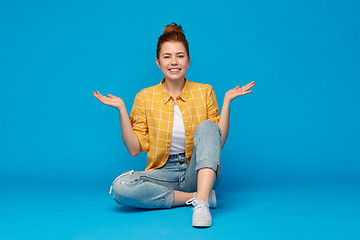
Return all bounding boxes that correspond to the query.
[167,76,186,81]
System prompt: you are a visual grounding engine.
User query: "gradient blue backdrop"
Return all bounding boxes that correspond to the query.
[1,0,360,238]
[1,0,359,186]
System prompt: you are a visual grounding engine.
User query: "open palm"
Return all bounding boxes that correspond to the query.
[225,81,255,102]
[93,91,125,110]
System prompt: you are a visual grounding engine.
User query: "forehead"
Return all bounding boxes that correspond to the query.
[160,41,186,54]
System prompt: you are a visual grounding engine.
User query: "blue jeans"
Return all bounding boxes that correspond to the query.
[110,120,222,209]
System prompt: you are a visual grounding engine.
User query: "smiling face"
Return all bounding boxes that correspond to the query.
[156,41,190,82]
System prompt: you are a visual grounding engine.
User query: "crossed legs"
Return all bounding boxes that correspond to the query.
[111,120,222,209]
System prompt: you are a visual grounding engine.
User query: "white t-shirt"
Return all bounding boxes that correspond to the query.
[169,104,186,155]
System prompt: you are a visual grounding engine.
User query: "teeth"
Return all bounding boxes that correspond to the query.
[170,69,180,72]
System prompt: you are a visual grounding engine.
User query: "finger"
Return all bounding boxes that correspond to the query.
[234,89,253,97]
[95,94,110,103]
[244,82,255,88]
[243,83,255,90]
[94,91,103,97]
[93,92,101,99]
[242,86,252,91]
[99,98,111,105]
[245,81,255,85]
[97,91,105,97]
[246,81,255,86]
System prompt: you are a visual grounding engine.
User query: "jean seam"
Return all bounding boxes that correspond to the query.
[139,175,178,183]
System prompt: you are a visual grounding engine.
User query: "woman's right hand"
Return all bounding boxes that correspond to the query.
[93,91,125,110]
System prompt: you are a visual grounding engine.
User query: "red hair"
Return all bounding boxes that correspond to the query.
[156,22,190,59]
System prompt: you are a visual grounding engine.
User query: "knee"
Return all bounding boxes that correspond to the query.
[112,171,138,204]
[194,120,221,136]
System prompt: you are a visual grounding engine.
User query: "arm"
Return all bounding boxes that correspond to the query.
[93,91,141,156]
[218,99,231,149]
[218,81,255,149]
[118,106,142,156]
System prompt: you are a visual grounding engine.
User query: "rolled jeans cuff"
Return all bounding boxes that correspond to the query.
[194,160,219,173]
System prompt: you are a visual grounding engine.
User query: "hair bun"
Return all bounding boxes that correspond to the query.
[156,22,189,58]
[163,22,184,35]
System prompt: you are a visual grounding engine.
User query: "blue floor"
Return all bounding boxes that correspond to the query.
[1,179,359,240]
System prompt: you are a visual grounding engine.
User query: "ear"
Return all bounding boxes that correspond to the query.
[156,58,161,69]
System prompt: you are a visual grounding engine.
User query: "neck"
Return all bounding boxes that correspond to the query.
[163,77,186,98]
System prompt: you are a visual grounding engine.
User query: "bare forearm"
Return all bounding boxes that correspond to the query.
[217,81,255,148]
[218,99,231,149]
[118,108,141,156]
[93,91,141,156]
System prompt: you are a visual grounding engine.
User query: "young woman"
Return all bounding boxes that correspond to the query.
[93,22,255,228]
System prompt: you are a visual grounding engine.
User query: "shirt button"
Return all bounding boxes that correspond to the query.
[185,120,187,123]
[186,133,189,135]
[186,145,189,147]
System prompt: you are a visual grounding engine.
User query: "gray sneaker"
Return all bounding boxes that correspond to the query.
[193,190,217,209]
[186,198,212,228]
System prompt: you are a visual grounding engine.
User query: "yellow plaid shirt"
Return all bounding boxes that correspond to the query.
[129,78,220,170]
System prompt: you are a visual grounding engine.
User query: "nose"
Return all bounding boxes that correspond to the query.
[171,56,178,65]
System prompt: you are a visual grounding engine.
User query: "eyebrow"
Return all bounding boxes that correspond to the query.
[162,52,185,56]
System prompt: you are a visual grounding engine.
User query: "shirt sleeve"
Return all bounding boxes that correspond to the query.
[206,85,221,124]
[129,91,149,152]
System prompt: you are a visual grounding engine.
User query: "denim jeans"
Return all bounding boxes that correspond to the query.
[110,120,222,209]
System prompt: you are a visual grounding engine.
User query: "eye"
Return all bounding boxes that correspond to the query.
[178,55,184,58]
[164,56,170,59]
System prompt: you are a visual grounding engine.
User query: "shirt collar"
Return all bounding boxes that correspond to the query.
[158,78,191,105]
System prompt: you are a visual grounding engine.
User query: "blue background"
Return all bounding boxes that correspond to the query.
[1,0,359,239]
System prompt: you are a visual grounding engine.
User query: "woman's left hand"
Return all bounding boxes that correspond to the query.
[224,81,255,103]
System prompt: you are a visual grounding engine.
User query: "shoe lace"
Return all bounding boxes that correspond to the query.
[186,198,205,212]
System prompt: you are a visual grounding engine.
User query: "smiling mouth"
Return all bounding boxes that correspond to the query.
[169,68,181,72]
